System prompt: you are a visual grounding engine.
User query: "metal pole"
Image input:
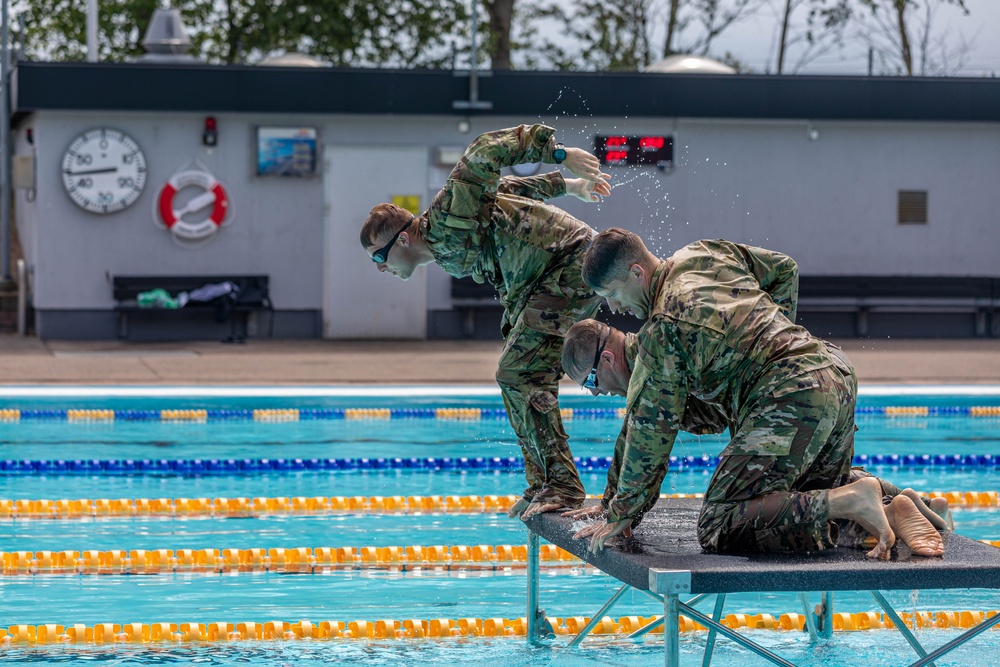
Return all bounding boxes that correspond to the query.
[664,593,680,667]
[798,592,819,642]
[701,593,726,667]
[679,603,798,667]
[871,590,933,666]
[526,530,540,644]
[86,0,98,62]
[0,0,11,283]
[907,611,1000,667]
[819,591,833,638]
[468,0,479,105]
[568,584,629,647]
[15,257,24,334]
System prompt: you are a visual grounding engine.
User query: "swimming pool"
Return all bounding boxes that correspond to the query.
[2,385,1000,666]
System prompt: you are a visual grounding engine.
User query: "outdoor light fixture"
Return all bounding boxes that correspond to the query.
[203,116,218,146]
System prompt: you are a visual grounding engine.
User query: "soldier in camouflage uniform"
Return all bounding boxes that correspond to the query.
[560,319,953,549]
[359,125,610,517]
[577,230,946,558]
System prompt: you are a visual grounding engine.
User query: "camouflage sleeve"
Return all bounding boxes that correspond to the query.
[448,125,559,198]
[601,426,627,510]
[606,322,688,525]
[497,172,567,201]
[734,243,800,321]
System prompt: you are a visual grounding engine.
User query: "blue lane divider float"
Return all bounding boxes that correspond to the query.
[1,453,999,476]
[0,406,997,422]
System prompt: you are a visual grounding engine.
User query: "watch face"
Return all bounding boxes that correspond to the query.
[61,128,147,214]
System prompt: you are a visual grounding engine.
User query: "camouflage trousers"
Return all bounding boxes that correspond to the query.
[697,361,858,553]
[496,256,601,508]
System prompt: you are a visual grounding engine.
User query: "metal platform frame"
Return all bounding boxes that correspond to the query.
[525,500,1000,667]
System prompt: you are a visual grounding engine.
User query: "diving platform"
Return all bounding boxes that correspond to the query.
[524,498,1000,667]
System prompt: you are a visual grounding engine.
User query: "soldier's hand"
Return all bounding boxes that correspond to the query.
[561,147,605,182]
[522,501,567,519]
[587,519,633,553]
[507,498,531,518]
[565,176,612,203]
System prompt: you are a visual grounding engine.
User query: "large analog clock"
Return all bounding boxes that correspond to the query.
[61,128,147,214]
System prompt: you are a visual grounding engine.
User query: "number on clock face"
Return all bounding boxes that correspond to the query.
[61,128,148,214]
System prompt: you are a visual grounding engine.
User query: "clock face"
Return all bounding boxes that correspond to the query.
[61,128,147,214]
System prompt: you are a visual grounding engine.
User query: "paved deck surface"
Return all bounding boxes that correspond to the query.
[0,334,998,385]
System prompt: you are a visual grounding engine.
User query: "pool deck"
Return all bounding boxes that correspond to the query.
[0,334,997,385]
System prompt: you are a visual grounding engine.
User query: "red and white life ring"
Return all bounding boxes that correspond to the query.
[156,169,230,241]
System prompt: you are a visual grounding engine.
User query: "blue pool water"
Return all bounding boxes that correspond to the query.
[1,386,1000,666]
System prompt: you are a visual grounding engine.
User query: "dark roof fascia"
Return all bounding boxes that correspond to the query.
[12,60,1000,123]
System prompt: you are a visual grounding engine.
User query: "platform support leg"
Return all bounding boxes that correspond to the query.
[819,592,833,638]
[568,584,629,647]
[701,593,726,667]
[527,530,540,644]
[871,590,934,666]
[665,593,680,667]
[798,592,819,642]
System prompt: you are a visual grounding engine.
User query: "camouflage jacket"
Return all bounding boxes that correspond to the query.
[606,240,834,525]
[600,333,732,513]
[419,124,595,334]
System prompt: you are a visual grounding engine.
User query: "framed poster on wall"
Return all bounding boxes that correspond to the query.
[256,127,318,177]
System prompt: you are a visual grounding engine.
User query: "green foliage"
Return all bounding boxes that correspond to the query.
[14,0,467,67]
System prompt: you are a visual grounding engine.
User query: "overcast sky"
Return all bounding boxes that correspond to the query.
[696,0,999,76]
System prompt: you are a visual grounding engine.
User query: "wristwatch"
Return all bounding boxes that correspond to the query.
[552,143,567,164]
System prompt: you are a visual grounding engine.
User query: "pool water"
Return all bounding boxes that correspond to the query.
[1,387,1000,666]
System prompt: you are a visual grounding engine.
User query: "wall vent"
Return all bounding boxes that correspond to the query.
[898,190,928,224]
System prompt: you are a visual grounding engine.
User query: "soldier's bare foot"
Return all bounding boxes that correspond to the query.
[900,489,952,531]
[884,495,945,557]
[828,476,895,559]
[928,497,955,531]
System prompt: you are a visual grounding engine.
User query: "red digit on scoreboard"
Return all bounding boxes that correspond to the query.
[605,136,628,148]
[605,150,629,163]
[639,136,664,150]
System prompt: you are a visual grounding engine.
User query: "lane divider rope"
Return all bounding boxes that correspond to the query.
[4,452,1000,476]
[0,405,998,422]
[4,538,999,577]
[2,490,996,521]
[3,609,1000,645]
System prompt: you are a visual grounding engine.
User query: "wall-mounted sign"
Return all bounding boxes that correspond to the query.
[61,128,147,214]
[594,135,673,168]
[391,195,421,215]
[154,162,232,245]
[257,127,318,177]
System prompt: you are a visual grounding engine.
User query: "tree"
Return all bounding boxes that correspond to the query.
[774,0,852,74]
[856,0,970,76]
[483,0,515,69]
[15,0,467,68]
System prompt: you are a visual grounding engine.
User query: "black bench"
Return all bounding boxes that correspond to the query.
[797,276,1000,337]
[113,275,273,342]
[451,275,1000,338]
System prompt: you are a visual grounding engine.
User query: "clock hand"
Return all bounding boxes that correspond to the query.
[65,166,119,176]
[173,190,217,219]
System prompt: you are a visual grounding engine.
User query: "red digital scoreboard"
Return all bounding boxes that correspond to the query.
[595,135,673,168]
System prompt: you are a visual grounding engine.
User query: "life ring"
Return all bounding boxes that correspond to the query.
[156,169,230,241]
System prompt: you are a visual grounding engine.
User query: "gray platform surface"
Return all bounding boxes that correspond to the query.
[525,499,1000,594]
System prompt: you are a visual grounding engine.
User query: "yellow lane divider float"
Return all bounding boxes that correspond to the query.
[0,543,571,574]
[1,490,996,521]
[6,538,1000,576]
[3,610,1000,645]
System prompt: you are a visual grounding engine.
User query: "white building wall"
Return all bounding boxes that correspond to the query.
[13,111,1000,338]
